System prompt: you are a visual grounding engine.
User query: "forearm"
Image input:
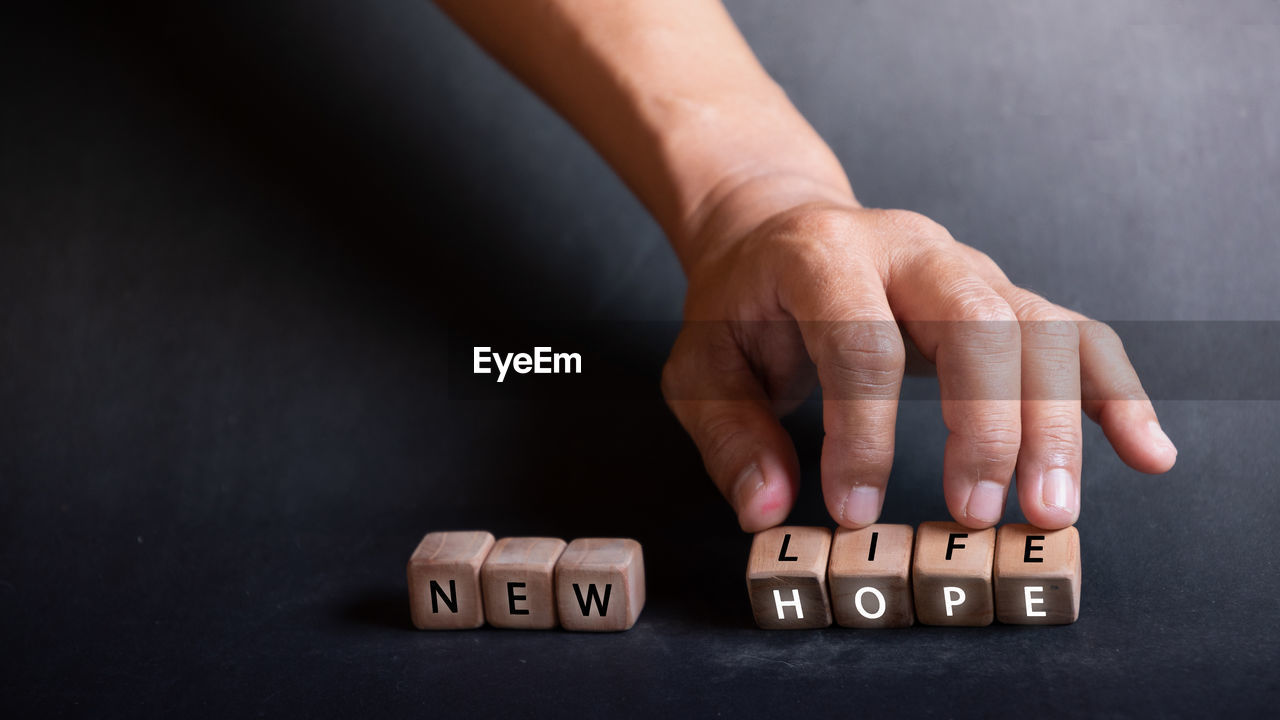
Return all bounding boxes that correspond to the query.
[433,0,856,268]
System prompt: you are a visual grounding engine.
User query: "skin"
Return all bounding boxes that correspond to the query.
[434,0,1178,531]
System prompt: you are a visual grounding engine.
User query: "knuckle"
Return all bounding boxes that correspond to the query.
[820,322,905,390]
[1015,298,1081,346]
[881,209,954,244]
[696,410,754,471]
[1032,412,1082,448]
[843,434,896,470]
[1081,319,1124,350]
[955,290,1019,325]
[967,422,1022,463]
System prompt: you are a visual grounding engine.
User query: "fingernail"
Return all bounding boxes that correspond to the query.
[1040,468,1076,513]
[733,464,766,513]
[842,485,882,526]
[1147,421,1177,453]
[966,481,1006,524]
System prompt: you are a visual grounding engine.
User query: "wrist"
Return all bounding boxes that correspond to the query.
[651,84,858,272]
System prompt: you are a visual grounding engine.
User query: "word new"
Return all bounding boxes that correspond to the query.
[473,346,582,382]
[408,531,644,631]
[747,522,1080,628]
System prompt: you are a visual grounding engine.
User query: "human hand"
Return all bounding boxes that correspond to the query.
[662,179,1178,532]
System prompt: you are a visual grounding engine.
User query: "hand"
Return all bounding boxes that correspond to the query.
[662,181,1178,532]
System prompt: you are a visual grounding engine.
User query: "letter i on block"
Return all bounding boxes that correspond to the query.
[912,522,995,626]
[746,526,832,629]
[828,525,915,628]
[407,531,496,629]
[480,537,567,629]
[554,538,645,631]
[994,524,1081,625]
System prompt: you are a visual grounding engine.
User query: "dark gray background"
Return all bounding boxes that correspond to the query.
[2,0,1277,716]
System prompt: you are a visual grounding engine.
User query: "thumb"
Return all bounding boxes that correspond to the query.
[661,322,801,532]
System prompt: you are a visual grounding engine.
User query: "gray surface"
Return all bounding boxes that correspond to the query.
[1,0,1278,716]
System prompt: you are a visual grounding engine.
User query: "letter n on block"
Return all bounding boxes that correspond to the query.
[994,524,1081,625]
[554,538,645,631]
[407,531,495,629]
[746,526,832,629]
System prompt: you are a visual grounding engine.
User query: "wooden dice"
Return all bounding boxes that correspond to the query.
[408,531,644,631]
[556,538,646,632]
[828,525,915,628]
[747,522,1082,629]
[994,524,1081,625]
[913,522,996,626]
[746,526,833,629]
[408,531,495,630]
[480,537,567,629]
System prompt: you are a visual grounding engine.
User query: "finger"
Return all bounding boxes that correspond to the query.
[662,322,801,531]
[955,243,1175,476]
[1001,288,1083,529]
[1070,313,1178,473]
[889,247,1022,528]
[778,259,904,529]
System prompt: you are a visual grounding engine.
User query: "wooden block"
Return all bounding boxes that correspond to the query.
[480,537,567,630]
[828,524,915,628]
[746,526,833,629]
[994,524,1081,625]
[912,521,995,626]
[407,530,495,630]
[554,538,645,631]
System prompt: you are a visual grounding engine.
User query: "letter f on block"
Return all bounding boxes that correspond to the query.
[773,588,804,620]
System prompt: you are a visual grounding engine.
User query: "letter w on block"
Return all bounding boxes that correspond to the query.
[573,583,611,616]
[747,527,832,629]
[554,538,645,632]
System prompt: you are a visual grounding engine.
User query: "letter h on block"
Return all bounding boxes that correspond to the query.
[746,527,833,629]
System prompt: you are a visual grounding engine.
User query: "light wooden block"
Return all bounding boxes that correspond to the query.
[994,524,1081,625]
[912,521,995,626]
[746,526,833,629]
[407,530,495,630]
[554,538,645,632]
[828,524,915,628]
[480,537,567,630]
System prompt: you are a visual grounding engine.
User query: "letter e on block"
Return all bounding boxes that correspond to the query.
[994,524,1081,625]
[554,538,645,631]
[407,531,495,630]
[746,527,833,629]
[480,537,567,630]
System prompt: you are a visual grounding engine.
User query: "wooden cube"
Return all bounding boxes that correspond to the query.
[480,537,567,630]
[746,526,833,629]
[828,524,915,628]
[994,524,1081,625]
[554,538,645,631]
[407,530,495,630]
[912,522,995,626]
